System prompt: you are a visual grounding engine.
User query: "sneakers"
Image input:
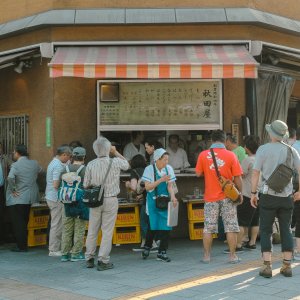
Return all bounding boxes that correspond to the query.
[157,252,171,262]
[293,252,300,261]
[150,246,159,253]
[49,251,62,257]
[141,247,150,259]
[259,262,272,278]
[61,254,71,262]
[86,258,95,268]
[244,243,256,250]
[280,262,292,277]
[71,253,85,262]
[223,247,244,254]
[97,261,114,271]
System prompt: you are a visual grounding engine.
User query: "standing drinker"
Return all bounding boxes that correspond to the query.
[59,147,89,262]
[141,148,178,262]
[46,145,72,257]
[251,120,300,278]
[6,144,42,252]
[195,130,243,264]
[84,137,129,271]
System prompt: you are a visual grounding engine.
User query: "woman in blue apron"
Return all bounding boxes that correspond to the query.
[141,148,177,262]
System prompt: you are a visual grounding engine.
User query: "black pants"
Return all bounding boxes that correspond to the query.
[144,229,169,252]
[0,187,5,243]
[294,201,300,238]
[10,204,31,250]
[259,194,294,252]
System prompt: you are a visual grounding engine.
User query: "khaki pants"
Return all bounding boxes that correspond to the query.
[85,197,118,263]
[47,200,63,252]
[61,211,87,256]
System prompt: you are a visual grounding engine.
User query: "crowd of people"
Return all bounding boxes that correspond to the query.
[1,121,300,278]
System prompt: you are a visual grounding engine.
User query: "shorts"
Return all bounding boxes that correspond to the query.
[204,198,240,234]
[237,196,259,227]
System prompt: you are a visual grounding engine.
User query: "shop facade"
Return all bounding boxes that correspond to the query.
[1,2,300,238]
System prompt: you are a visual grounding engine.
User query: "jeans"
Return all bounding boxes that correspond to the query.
[259,194,294,252]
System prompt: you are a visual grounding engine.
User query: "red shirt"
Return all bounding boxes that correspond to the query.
[195,148,242,202]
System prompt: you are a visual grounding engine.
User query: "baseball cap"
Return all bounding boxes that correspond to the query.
[72,147,86,156]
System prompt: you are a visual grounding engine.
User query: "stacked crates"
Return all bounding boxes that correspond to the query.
[187,200,217,240]
[84,203,141,246]
[113,204,140,244]
[187,201,205,240]
[27,206,50,247]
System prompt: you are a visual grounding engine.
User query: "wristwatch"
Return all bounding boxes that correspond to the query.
[251,191,257,195]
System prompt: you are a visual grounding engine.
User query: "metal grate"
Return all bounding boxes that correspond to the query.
[0,115,28,155]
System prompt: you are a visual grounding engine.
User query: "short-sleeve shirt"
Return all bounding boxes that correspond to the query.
[84,157,129,197]
[45,157,65,201]
[123,143,146,161]
[195,148,243,202]
[233,146,247,163]
[166,147,190,170]
[241,156,256,198]
[142,164,176,192]
[254,142,300,197]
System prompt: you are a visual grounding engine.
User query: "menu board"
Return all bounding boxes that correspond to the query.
[99,80,221,129]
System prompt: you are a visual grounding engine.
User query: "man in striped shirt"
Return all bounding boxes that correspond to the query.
[84,136,129,271]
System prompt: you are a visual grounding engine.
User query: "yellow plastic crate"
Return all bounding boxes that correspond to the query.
[187,202,204,222]
[84,230,102,246]
[28,228,48,247]
[115,205,140,226]
[112,225,141,244]
[27,207,50,229]
[188,222,217,240]
[188,222,204,240]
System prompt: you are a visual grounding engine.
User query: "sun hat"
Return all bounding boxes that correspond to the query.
[265,120,289,141]
[153,148,168,162]
[72,147,86,156]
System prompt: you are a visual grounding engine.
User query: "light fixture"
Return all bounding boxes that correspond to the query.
[14,61,25,74]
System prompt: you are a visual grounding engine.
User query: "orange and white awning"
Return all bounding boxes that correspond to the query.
[49,45,258,79]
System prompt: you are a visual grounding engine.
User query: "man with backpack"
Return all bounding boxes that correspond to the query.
[59,147,89,262]
[251,120,300,278]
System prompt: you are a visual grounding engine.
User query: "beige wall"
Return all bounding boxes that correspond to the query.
[0,57,54,167]
[52,77,97,164]
[1,24,300,54]
[1,0,300,24]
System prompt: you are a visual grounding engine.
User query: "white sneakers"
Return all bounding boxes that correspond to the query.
[49,251,62,257]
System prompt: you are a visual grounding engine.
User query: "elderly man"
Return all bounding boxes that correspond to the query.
[84,136,129,271]
[46,145,72,257]
[251,120,300,278]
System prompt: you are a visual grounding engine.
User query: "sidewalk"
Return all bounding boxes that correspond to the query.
[0,239,300,300]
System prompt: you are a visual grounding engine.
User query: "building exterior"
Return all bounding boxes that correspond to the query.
[1,1,300,167]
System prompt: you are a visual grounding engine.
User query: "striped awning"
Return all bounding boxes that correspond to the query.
[49,45,258,79]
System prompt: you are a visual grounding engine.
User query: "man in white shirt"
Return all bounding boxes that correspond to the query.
[123,131,146,162]
[166,134,190,170]
[46,145,72,257]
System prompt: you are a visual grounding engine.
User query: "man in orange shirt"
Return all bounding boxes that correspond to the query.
[195,130,243,264]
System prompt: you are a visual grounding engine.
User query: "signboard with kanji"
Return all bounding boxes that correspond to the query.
[98,80,222,131]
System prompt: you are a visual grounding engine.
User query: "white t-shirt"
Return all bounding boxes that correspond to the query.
[166,147,190,170]
[123,142,145,161]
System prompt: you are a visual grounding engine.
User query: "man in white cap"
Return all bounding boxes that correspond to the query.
[251,120,300,278]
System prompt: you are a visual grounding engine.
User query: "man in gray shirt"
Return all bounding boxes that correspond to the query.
[251,120,300,278]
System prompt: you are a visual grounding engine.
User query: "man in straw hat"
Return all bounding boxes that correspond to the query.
[251,120,300,278]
